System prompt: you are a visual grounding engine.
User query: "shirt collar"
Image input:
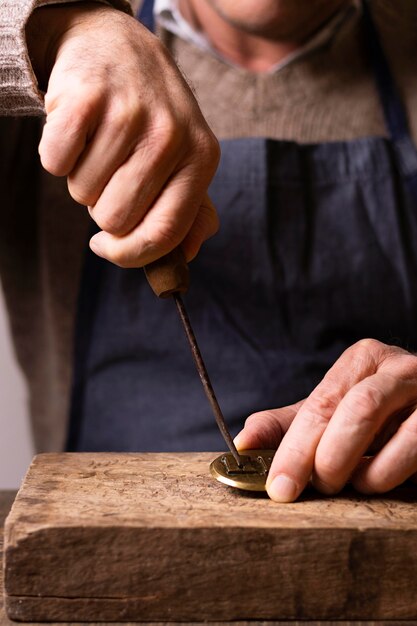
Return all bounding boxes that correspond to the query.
[154,0,359,73]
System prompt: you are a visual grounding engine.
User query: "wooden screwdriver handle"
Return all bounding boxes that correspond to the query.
[144,247,190,298]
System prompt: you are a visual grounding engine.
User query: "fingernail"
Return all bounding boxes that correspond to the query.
[233,432,244,449]
[90,237,104,258]
[268,474,298,503]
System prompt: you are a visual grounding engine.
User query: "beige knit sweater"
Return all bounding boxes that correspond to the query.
[0,0,132,114]
[0,0,416,452]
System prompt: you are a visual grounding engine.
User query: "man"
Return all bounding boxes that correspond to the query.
[1,0,417,502]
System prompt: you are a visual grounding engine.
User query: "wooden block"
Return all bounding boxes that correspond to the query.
[4,453,417,622]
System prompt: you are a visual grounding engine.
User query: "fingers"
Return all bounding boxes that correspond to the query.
[311,372,417,494]
[42,87,219,266]
[43,94,218,253]
[266,340,417,502]
[67,103,148,210]
[266,340,381,502]
[181,195,219,261]
[37,6,221,266]
[89,170,218,267]
[351,409,417,493]
[225,339,417,503]
[85,134,181,237]
[39,87,99,176]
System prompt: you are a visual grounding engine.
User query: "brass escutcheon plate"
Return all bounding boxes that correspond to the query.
[210,450,275,491]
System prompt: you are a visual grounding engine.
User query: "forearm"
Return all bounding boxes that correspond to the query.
[0,0,132,117]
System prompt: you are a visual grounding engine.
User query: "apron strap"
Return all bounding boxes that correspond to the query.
[362,0,417,202]
[136,0,155,32]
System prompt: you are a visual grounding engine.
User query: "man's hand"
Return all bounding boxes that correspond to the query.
[26,3,220,266]
[234,339,417,502]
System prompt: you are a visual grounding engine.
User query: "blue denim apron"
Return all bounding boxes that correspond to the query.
[66,0,417,452]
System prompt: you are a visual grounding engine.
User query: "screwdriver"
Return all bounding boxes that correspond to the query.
[144,248,243,467]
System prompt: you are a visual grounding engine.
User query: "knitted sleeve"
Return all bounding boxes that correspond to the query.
[0,0,132,116]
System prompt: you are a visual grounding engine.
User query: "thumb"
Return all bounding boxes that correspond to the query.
[234,402,304,451]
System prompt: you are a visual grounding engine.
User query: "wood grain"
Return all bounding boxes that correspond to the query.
[4,453,417,622]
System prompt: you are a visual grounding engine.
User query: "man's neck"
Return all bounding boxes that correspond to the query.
[179,0,351,72]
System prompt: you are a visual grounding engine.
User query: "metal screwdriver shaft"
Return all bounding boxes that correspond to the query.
[173,293,243,467]
[144,248,242,467]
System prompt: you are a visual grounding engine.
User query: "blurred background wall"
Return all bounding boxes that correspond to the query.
[0,287,33,489]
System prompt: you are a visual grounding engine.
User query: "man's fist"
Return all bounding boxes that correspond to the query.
[27,2,220,266]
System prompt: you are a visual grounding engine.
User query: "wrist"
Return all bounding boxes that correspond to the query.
[25,2,111,91]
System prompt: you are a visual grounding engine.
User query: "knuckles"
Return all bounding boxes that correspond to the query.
[350,337,407,364]
[354,337,385,353]
[192,129,221,176]
[46,84,104,133]
[300,393,338,425]
[346,382,386,419]
[40,87,104,178]
[104,99,143,139]
[43,45,222,258]
[151,112,182,148]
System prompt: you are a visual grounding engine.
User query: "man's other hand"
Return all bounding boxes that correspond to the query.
[26,3,220,266]
[235,339,417,502]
